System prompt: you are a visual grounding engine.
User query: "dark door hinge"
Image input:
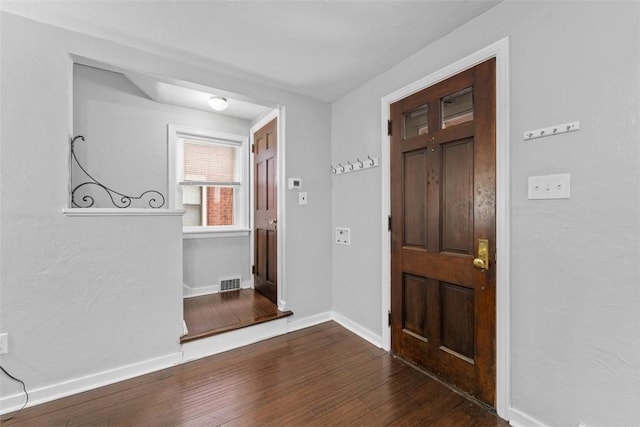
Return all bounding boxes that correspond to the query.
[388,215,392,232]
[387,120,392,136]
[251,265,256,274]
[388,311,392,327]
[251,143,255,153]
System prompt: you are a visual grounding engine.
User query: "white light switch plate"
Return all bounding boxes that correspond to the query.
[336,227,351,245]
[528,173,571,199]
[299,192,308,205]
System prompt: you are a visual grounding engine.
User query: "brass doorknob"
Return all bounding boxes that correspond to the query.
[473,257,487,269]
[268,219,277,225]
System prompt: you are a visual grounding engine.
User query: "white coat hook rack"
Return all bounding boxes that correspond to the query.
[332,155,379,176]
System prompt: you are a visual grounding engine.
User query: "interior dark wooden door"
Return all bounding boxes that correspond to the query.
[254,118,278,305]
[390,59,496,406]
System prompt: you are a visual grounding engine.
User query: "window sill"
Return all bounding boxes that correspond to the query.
[62,208,185,217]
[183,228,251,239]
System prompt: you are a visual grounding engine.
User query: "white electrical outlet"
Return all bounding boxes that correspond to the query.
[528,173,571,200]
[336,227,351,245]
[0,333,8,355]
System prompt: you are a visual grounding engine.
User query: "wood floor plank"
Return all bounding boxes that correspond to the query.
[350,392,423,426]
[2,322,506,426]
[389,388,466,426]
[306,397,372,425]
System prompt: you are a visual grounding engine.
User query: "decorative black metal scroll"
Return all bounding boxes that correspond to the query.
[70,135,166,208]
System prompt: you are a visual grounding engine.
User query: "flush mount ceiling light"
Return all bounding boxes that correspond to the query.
[208,96,228,111]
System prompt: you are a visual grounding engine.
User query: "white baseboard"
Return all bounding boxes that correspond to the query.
[183,281,252,298]
[0,352,182,415]
[509,407,550,427]
[287,311,333,332]
[183,283,219,297]
[332,312,383,348]
[286,311,382,349]
[183,310,360,363]
[182,318,289,362]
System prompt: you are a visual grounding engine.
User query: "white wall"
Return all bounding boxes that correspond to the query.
[332,2,640,426]
[183,236,251,292]
[74,64,252,292]
[0,12,332,409]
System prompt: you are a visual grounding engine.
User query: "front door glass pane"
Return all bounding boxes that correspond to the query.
[442,87,473,129]
[403,104,428,138]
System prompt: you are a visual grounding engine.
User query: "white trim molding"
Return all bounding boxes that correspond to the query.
[0,352,182,415]
[182,318,289,362]
[509,408,551,427]
[62,208,185,216]
[380,37,511,419]
[287,311,334,333]
[332,312,383,348]
[182,228,250,239]
[182,283,219,298]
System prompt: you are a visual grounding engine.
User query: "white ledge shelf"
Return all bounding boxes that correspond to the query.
[183,228,251,239]
[62,208,185,217]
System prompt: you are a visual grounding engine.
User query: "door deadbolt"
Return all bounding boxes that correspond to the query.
[473,239,489,271]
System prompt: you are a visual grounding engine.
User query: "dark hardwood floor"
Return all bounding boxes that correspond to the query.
[2,322,508,426]
[181,289,293,343]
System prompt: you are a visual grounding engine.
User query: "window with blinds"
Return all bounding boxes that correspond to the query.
[168,125,248,235]
[180,140,241,227]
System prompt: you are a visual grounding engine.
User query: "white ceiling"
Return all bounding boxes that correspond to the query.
[1,1,500,104]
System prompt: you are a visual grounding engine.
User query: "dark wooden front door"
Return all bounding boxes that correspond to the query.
[390,59,496,406]
[254,118,278,305]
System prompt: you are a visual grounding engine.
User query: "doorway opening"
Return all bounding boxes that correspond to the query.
[182,112,293,342]
[70,56,290,344]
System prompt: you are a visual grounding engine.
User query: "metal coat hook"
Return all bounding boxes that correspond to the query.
[331,155,379,176]
[523,121,580,141]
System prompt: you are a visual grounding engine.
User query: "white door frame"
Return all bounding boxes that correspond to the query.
[379,37,511,419]
[249,107,288,311]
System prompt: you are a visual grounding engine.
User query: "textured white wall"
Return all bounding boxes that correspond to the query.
[332,2,640,426]
[183,237,251,291]
[74,64,252,292]
[0,20,185,404]
[0,11,332,408]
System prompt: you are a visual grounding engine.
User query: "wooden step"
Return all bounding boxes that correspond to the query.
[181,289,293,344]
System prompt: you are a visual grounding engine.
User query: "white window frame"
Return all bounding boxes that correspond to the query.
[168,124,250,238]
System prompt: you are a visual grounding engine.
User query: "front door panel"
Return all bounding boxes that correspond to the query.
[390,59,496,406]
[254,118,278,305]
